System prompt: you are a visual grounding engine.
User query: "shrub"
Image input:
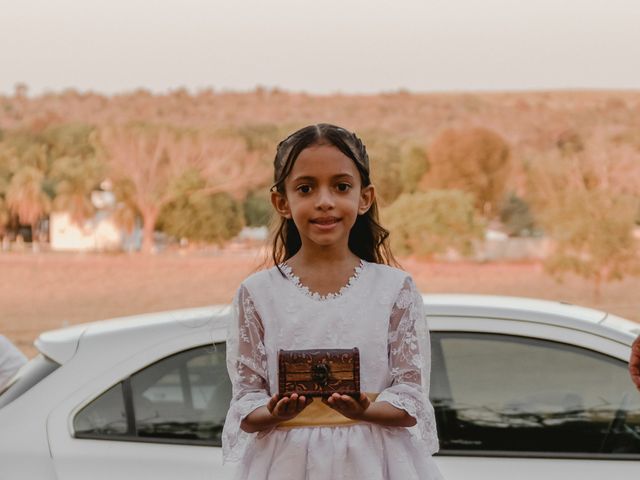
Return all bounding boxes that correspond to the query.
[243,189,272,227]
[383,190,484,259]
[157,170,244,244]
[499,192,537,237]
[556,129,584,155]
[423,127,511,216]
[399,144,429,194]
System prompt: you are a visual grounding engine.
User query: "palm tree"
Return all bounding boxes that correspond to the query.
[50,156,105,225]
[5,166,51,249]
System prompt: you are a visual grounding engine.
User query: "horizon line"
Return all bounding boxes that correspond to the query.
[4,84,640,99]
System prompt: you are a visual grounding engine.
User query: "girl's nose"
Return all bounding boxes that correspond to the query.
[315,187,335,210]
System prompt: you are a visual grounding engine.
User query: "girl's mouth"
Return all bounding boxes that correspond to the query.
[311,217,340,229]
[311,217,338,225]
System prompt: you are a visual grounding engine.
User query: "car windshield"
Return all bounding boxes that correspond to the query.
[0,354,60,409]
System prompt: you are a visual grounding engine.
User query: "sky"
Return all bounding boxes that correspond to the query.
[2,0,640,95]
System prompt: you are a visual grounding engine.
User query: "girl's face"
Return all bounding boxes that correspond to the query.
[271,143,375,252]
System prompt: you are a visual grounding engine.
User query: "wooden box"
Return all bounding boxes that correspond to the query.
[278,348,360,398]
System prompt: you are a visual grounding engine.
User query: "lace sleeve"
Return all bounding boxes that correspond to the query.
[375,276,440,454]
[221,284,272,464]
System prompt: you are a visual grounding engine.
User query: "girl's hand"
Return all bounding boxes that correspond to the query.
[266,392,313,421]
[322,392,370,420]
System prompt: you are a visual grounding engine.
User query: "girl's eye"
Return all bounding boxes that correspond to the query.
[336,183,351,192]
[297,185,311,194]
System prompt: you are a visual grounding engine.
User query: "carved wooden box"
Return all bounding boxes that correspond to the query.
[278,348,360,398]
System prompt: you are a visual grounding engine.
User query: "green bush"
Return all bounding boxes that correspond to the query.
[383,190,484,258]
[399,144,429,194]
[243,189,272,227]
[157,170,244,244]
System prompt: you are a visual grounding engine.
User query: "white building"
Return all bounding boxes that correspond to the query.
[49,191,141,252]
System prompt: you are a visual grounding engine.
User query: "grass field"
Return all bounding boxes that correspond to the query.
[1,250,638,358]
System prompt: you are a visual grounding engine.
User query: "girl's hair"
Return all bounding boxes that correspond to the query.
[269,123,398,269]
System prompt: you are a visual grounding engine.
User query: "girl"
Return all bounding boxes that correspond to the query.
[222,124,443,479]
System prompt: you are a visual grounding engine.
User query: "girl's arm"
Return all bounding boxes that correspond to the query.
[323,392,416,427]
[362,399,417,427]
[223,285,278,459]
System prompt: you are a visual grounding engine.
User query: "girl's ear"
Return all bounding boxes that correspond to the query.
[358,184,375,215]
[271,190,292,219]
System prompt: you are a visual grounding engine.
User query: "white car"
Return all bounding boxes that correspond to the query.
[1,295,639,479]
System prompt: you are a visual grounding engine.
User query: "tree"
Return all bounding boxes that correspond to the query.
[13,82,28,99]
[0,196,9,240]
[5,166,51,247]
[157,169,244,245]
[421,127,511,217]
[382,190,484,259]
[99,123,263,253]
[527,149,640,298]
[365,133,405,205]
[110,177,139,235]
[542,191,639,298]
[0,123,103,248]
[50,155,105,224]
[0,143,14,190]
[236,123,285,153]
[0,148,11,238]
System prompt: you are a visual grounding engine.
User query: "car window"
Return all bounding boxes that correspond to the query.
[430,332,640,458]
[131,344,231,443]
[74,383,128,436]
[0,354,60,409]
[73,343,231,446]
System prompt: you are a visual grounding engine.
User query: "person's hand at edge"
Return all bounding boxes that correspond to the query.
[630,335,640,391]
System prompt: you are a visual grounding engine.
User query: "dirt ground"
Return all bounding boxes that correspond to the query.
[1,250,638,358]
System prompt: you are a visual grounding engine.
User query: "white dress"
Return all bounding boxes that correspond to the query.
[222,259,443,480]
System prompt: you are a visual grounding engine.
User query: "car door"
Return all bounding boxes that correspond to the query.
[47,339,238,480]
[428,317,640,480]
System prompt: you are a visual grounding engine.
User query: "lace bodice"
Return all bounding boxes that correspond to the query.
[279,259,365,301]
[222,260,439,465]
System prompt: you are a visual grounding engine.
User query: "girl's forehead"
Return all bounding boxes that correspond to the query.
[288,144,359,178]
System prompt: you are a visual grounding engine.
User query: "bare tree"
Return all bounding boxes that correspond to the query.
[99,123,264,253]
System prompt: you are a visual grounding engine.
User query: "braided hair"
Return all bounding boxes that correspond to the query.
[269,123,398,270]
